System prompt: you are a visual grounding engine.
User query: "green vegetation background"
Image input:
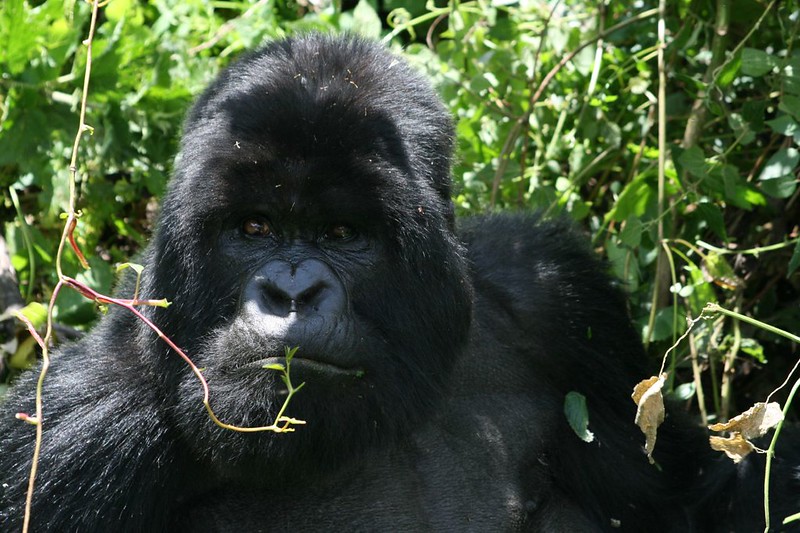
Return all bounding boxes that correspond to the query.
[0,0,798,423]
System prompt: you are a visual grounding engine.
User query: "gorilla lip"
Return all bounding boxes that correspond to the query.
[245,356,364,378]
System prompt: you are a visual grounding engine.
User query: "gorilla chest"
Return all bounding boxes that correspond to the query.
[178,408,551,531]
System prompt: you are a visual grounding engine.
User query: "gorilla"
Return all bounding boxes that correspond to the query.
[0,33,797,532]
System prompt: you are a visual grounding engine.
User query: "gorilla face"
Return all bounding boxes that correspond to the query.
[140,35,473,470]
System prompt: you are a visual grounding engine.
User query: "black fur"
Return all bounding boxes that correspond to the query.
[0,33,797,531]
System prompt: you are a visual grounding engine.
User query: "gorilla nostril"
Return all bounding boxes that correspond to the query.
[297,283,325,308]
[262,285,294,316]
[264,285,287,303]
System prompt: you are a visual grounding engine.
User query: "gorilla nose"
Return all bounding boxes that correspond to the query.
[245,259,345,318]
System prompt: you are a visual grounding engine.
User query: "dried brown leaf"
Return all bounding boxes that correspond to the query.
[709,434,754,463]
[708,402,783,440]
[631,374,666,464]
[632,375,660,405]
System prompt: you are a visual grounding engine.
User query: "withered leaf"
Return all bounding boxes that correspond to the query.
[709,434,754,463]
[708,402,783,440]
[631,374,666,464]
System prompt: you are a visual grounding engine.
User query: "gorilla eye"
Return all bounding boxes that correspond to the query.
[242,217,272,237]
[324,224,356,241]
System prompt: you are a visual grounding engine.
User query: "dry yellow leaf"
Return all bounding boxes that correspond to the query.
[708,402,783,440]
[631,374,666,464]
[631,375,660,405]
[709,434,754,463]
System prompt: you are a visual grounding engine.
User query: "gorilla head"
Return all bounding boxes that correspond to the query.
[140,34,473,472]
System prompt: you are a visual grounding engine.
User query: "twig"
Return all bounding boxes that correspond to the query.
[21,1,102,529]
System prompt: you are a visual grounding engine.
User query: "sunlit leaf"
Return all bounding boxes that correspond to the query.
[632,374,666,464]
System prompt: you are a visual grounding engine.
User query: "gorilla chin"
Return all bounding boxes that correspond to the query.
[0,33,796,532]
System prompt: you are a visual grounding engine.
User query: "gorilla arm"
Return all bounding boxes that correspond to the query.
[0,313,176,531]
[458,213,715,529]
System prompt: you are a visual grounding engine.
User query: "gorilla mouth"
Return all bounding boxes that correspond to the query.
[242,356,365,378]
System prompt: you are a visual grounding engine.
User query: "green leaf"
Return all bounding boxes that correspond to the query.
[116,262,145,275]
[678,146,707,178]
[353,0,382,39]
[641,306,685,342]
[758,147,799,199]
[761,176,798,198]
[727,113,755,144]
[720,164,766,209]
[10,336,38,370]
[782,57,800,96]
[789,239,800,277]
[686,264,715,316]
[740,338,765,363]
[0,0,38,75]
[619,217,643,248]
[606,175,654,222]
[741,48,779,77]
[742,100,767,131]
[715,50,741,87]
[758,147,800,180]
[17,302,48,328]
[703,252,740,290]
[766,115,799,138]
[105,0,132,22]
[693,203,727,240]
[564,391,594,443]
[779,95,800,121]
[670,382,696,401]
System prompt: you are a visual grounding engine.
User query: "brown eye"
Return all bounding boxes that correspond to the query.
[325,224,355,241]
[242,217,272,237]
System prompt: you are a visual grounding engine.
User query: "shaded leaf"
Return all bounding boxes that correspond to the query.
[779,94,800,121]
[693,203,727,240]
[678,146,707,178]
[739,338,765,364]
[789,239,800,277]
[671,382,696,401]
[766,115,799,138]
[709,433,754,463]
[741,47,779,77]
[641,306,685,342]
[702,252,741,290]
[619,217,643,248]
[9,336,38,370]
[564,391,595,443]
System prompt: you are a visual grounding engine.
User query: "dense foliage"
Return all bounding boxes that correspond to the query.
[0,0,798,422]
